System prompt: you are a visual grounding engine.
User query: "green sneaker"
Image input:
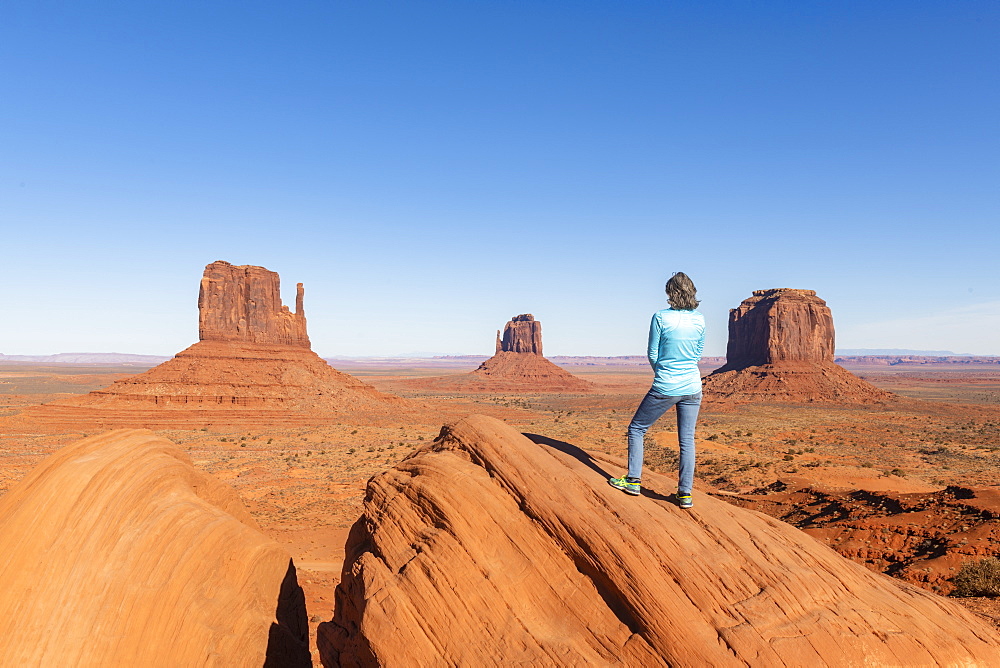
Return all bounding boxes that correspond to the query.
[608,476,640,496]
[677,491,693,509]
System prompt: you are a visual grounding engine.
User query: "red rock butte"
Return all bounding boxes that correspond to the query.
[0,429,309,666]
[406,314,592,392]
[703,288,894,403]
[318,414,1000,665]
[23,261,406,428]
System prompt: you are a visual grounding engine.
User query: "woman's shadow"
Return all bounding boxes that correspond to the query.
[523,433,675,504]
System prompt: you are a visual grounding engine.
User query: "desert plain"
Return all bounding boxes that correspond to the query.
[2,354,1000,665]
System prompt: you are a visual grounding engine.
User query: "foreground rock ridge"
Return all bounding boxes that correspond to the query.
[704,288,894,403]
[25,261,404,427]
[199,260,310,347]
[319,414,1000,666]
[0,429,310,667]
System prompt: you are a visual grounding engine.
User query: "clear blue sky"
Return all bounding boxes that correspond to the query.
[3,1,998,357]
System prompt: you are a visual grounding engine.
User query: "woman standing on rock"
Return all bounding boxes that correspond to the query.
[609,272,705,508]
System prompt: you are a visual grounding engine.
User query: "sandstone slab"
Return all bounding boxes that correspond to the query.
[0,429,310,666]
[319,414,1000,666]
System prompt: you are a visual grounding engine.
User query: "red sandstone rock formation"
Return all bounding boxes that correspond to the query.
[498,313,543,354]
[0,429,309,666]
[318,415,1000,665]
[26,262,405,428]
[704,288,894,403]
[199,260,310,347]
[724,289,834,366]
[403,314,591,392]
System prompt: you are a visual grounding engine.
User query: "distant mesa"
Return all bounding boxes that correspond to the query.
[403,314,593,393]
[703,288,895,403]
[0,429,309,666]
[23,260,406,428]
[318,414,1000,665]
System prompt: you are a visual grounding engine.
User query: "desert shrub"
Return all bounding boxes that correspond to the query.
[952,557,1000,597]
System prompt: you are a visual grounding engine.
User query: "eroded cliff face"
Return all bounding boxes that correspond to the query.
[725,289,834,366]
[0,429,310,667]
[199,260,310,347]
[499,313,543,355]
[705,288,894,403]
[318,415,1000,666]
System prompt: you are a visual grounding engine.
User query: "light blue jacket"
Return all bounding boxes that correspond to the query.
[647,308,705,396]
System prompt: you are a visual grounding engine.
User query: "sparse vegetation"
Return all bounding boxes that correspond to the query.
[952,558,1000,597]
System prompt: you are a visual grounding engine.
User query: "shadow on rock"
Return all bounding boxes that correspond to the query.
[263,558,311,667]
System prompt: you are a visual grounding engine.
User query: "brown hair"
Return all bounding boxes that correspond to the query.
[665,272,699,310]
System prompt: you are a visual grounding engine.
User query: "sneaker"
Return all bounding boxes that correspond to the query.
[608,476,640,496]
[677,491,693,509]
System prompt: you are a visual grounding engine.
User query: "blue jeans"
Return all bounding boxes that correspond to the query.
[627,390,702,493]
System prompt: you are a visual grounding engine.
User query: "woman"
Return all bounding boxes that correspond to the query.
[609,272,705,508]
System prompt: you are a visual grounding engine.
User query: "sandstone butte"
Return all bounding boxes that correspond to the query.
[24,260,405,429]
[703,288,895,403]
[407,314,593,392]
[0,429,310,667]
[318,414,1000,667]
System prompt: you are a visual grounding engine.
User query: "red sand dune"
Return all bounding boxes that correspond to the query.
[319,414,1000,666]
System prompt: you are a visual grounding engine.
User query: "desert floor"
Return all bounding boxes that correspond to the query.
[2,359,999,665]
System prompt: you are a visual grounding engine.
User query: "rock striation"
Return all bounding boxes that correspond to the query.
[0,429,310,667]
[25,261,405,428]
[318,415,1000,666]
[704,288,894,403]
[199,260,310,347]
[404,314,591,392]
[496,313,543,354]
